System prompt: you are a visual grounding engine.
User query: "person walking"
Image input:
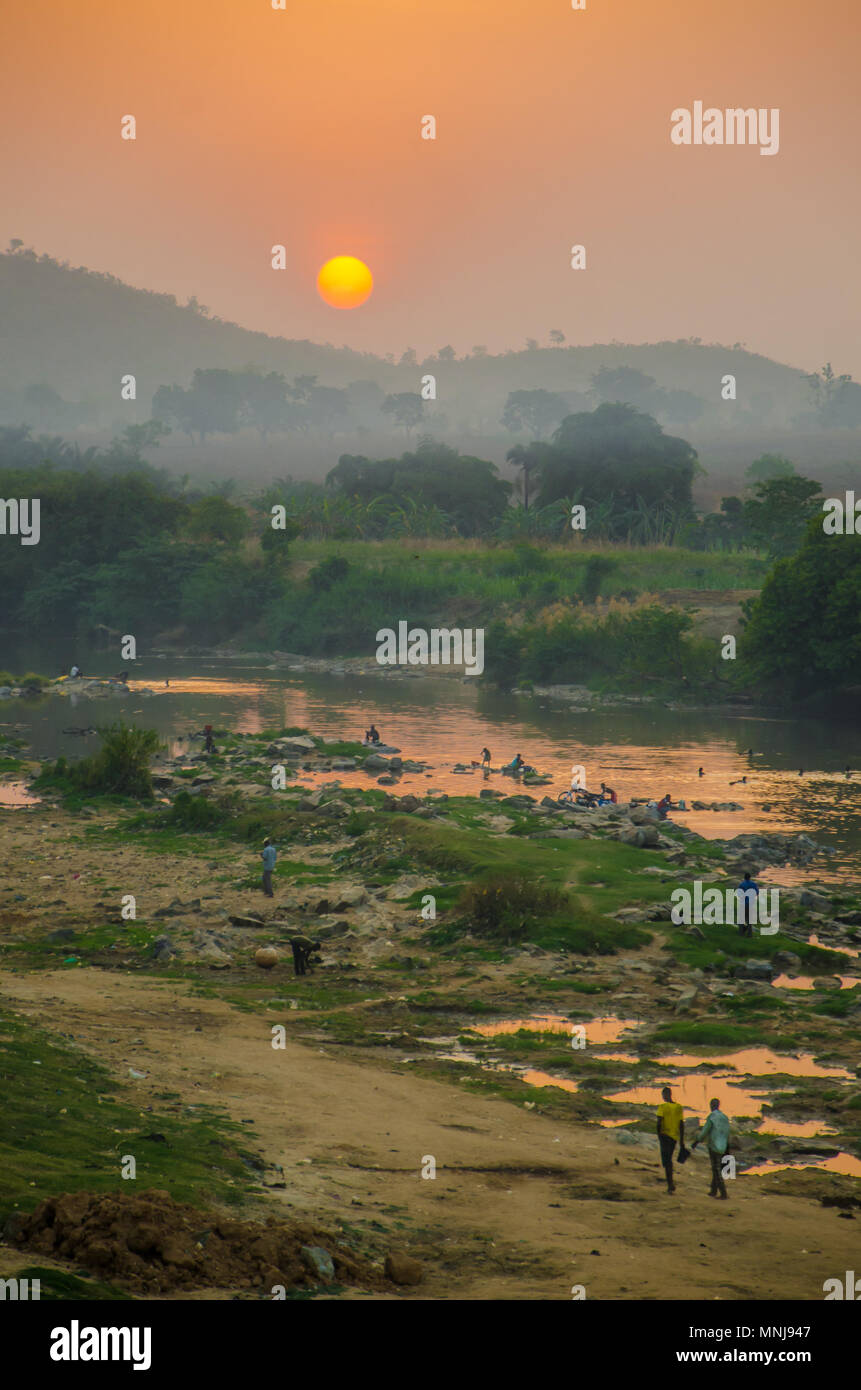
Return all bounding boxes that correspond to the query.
[656,1086,685,1195]
[261,837,276,898]
[737,870,759,938]
[692,1098,731,1199]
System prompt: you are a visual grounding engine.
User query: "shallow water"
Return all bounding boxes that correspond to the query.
[4,653,861,878]
[470,1014,639,1044]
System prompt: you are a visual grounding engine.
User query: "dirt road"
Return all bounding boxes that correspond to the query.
[2,966,855,1300]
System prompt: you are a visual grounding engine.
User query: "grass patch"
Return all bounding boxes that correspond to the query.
[0,1007,261,1221]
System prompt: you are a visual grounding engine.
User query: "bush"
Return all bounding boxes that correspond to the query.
[36,723,161,799]
[458,874,569,943]
[160,789,232,829]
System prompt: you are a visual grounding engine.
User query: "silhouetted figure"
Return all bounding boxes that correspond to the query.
[289,935,321,976]
[698,767,704,777]
[204,724,215,754]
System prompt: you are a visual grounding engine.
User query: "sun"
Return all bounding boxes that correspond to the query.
[316,255,374,309]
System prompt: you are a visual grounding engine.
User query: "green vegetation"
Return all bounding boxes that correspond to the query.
[0,1007,259,1219]
[35,723,162,801]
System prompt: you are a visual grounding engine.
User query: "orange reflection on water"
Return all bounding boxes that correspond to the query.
[521,1069,579,1094]
[0,781,39,807]
[658,1048,853,1079]
[605,1075,768,1117]
[743,1153,861,1178]
[773,974,858,992]
[755,1119,838,1137]
[472,1015,640,1043]
[808,933,860,959]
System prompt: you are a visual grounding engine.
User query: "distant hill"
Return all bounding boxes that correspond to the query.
[2,246,859,489]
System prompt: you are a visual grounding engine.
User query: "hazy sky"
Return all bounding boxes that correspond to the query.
[3,0,860,375]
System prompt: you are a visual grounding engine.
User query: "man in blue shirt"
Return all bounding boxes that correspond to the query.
[737,870,759,937]
[261,838,277,898]
[693,1098,731,1199]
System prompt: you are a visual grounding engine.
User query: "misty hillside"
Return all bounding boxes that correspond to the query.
[2,246,859,493]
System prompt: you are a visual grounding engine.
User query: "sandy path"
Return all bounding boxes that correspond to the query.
[1,966,856,1301]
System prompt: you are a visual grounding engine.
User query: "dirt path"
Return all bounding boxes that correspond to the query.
[1,966,855,1301]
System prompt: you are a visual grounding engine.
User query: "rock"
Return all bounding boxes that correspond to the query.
[196,942,233,969]
[151,935,177,962]
[479,789,502,799]
[377,775,397,785]
[229,915,265,929]
[384,1251,423,1285]
[501,794,536,808]
[835,910,861,927]
[363,754,389,770]
[685,926,706,941]
[47,928,77,943]
[317,799,350,817]
[333,886,367,909]
[772,949,802,971]
[801,890,832,913]
[300,1245,335,1281]
[812,975,843,990]
[330,758,356,770]
[646,904,673,922]
[254,948,279,969]
[388,756,403,771]
[192,773,216,785]
[733,960,774,982]
[622,825,659,848]
[674,986,701,1013]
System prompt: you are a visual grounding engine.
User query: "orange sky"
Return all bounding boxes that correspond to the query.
[3,0,860,374]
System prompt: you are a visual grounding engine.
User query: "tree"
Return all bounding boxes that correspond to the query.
[537,403,697,525]
[591,366,659,410]
[549,329,566,346]
[745,453,794,485]
[185,495,249,546]
[501,389,569,440]
[505,442,551,510]
[739,521,861,697]
[381,392,424,437]
[436,346,456,362]
[742,474,822,559]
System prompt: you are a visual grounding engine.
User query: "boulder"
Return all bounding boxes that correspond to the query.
[363,754,389,770]
[151,935,177,962]
[801,890,832,914]
[254,948,279,970]
[229,915,265,929]
[812,975,843,991]
[300,1245,335,1281]
[733,960,774,982]
[772,949,802,971]
[384,1251,423,1285]
[330,758,356,771]
[622,825,659,849]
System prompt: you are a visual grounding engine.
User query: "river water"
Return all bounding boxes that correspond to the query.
[2,653,860,881]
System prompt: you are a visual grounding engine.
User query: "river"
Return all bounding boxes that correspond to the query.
[2,652,860,881]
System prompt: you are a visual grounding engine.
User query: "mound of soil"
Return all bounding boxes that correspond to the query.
[4,1189,390,1296]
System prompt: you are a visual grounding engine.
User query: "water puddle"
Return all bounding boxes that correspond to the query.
[742,1153,861,1178]
[0,781,40,808]
[656,1048,853,1080]
[808,933,860,959]
[469,1014,640,1044]
[604,1074,769,1118]
[773,974,857,991]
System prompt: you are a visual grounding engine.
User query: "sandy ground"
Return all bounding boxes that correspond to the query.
[1,965,857,1301]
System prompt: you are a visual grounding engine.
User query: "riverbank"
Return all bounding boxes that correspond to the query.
[1,727,859,1299]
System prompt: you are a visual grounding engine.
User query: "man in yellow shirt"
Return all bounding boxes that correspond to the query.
[656,1086,685,1194]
